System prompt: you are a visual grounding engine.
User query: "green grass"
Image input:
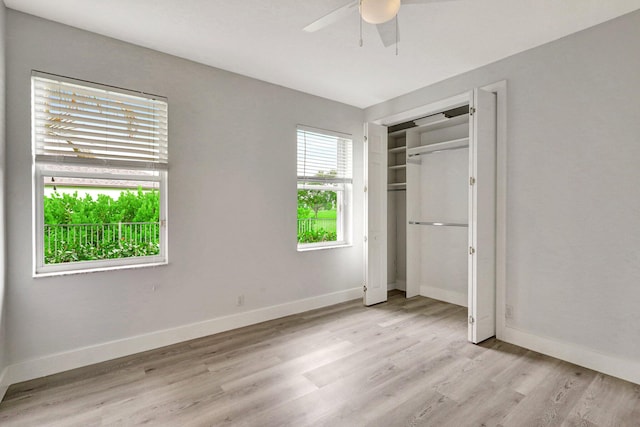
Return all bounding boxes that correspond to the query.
[299,209,337,220]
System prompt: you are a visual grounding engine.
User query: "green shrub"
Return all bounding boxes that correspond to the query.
[43,188,160,264]
[45,239,160,264]
[44,189,159,224]
[297,228,337,244]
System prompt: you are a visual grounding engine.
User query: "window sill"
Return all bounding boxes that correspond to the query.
[33,261,168,278]
[297,243,352,252]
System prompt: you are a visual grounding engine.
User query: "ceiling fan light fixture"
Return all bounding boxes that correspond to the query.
[360,0,401,24]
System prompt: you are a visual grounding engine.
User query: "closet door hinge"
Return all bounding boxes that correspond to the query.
[470,107,476,116]
[364,185,368,193]
[363,283,368,292]
[468,315,475,324]
[364,136,368,142]
[364,235,368,242]
[469,246,475,255]
[469,177,476,186]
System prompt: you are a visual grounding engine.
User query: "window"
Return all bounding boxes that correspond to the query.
[31,72,168,275]
[297,126,352,249]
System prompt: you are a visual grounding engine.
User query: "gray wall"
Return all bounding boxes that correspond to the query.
[5,11,364,365]
[0,1,7,383]
[367,10,640,361]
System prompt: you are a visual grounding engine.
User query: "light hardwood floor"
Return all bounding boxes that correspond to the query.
[1,291,639,426]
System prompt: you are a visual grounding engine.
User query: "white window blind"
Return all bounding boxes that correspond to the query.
[32,74,168,169]
[297,127,352,184]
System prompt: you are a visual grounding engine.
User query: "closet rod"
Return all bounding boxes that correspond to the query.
[388,189,406,192]
[408,221,468,227]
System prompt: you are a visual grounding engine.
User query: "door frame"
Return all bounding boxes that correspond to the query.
[480,80,507,341]
[368,80,507,340]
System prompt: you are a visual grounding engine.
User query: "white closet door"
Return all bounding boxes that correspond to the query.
[468,89,497,343]
[364,123,388,306]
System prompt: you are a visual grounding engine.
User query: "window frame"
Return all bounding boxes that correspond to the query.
[31,72,169,276]
[296,126,353,251]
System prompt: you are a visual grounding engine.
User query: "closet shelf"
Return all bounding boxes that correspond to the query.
[406,137,469,162]
[408,221,468,228]
[388,129,408,137]
[388,183,406,190]
[388,164,406,170]
[388,146,407,154]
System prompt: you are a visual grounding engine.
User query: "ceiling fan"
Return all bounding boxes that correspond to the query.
[304,0,457,48]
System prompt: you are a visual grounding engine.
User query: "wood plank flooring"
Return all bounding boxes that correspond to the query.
[1,291,639,426]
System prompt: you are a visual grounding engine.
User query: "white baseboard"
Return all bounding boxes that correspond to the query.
[420,285,467,307]
[0,366,8,401]
[387,280,406,292]
[2,287,362,387]
[501,326,640,385]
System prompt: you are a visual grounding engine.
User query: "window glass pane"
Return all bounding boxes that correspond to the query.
[42,174,160,264]
[297,186,338,244]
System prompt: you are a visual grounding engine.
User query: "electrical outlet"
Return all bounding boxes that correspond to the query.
[505,305,513,319]
[237,295,245,307]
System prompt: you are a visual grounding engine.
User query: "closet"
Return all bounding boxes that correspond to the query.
[364,89,497,343]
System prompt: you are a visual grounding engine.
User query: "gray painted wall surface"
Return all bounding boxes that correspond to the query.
[5,11,364,364]
[367,10,640,361]
[0,1,7,379]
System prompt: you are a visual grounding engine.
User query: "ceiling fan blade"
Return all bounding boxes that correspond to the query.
[303,0,360,33]
[376,20,399,48]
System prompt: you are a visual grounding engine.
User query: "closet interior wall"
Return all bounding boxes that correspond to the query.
[387,106,471,306]
[406,112,470,304]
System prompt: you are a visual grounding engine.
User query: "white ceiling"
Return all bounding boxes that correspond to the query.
[5,0,640,108]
